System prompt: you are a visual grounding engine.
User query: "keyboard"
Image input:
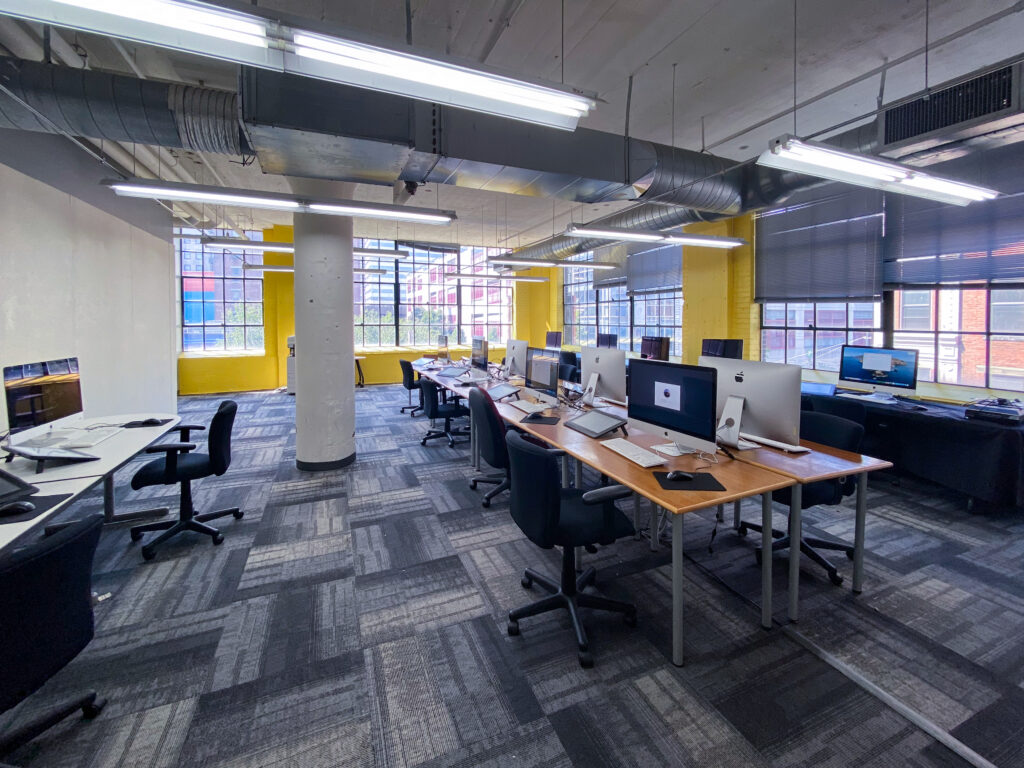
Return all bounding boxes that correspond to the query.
[61,427,121,448]
[508,400,549,415]
[738,432,809,454]
[601,438,665,467]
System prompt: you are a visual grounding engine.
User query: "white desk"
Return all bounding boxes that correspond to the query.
[3,413,180,527]
[0,477,100,550]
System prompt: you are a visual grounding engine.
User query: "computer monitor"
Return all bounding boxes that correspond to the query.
[839,345,918,397]
[640,336,670,361]
[701,339,744,360]
[437,335,449,360]
[4,357,83,434]
[627,359,718,454]
[579,346,627,402]
[596,333,618,349]
[471,338,489,371]
[505,339,528,377]
[545,331,562,349]
[525,347,559,404]
[698,356,801,446]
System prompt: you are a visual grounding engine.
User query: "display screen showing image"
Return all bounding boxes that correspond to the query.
[627,359,716,444]
[839,345,918,390]
[3,357,83,433]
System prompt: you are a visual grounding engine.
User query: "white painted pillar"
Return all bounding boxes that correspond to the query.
[291,179,356,471]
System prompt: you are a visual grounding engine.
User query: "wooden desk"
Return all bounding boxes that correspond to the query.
[493,399,795,666]
[731,441,892,620]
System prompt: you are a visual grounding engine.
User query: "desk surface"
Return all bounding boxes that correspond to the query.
[0,476,100,551]
[732,440,893,483]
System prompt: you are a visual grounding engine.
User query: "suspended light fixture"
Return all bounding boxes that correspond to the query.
[487,255,619,270]
[103,179,456,224]
[202,237,294,252]
[564,225,746,248]
[444,272,548,283]
[2,0,595,130]
[757,135,998,206]
[565,225,664,243]
[242,264,387,275]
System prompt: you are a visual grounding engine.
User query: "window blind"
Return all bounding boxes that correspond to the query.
[592,242,628,287]
[755,184,883,303]
[626,244,682,294]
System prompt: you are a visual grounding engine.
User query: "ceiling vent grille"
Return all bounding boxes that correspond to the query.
[883,66,1015,145]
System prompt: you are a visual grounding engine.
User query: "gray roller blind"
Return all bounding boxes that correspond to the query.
[755,184,883,302]
[627,244,682,294]
[592,242,627,287]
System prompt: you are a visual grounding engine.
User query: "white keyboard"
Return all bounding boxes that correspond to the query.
[601,438,665,467]
[509,400,549,415]
[738,432,809,454]
[61,427,121,448]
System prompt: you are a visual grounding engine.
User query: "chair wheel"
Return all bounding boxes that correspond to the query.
[521,574,533,589]
[829,571,844,586]
[624,610,638,628]
[470,480,477,490]
[578,651,594,669]
[507,620,520,636]
[130,529,143,542]
[738,525,748,537]
[233,510,244,520]
[482,498,490,508]
[141,546,156,561]
[212,533,225,545]
[82,697,106,719]
[421,438,428,446]
[845,549,855,561]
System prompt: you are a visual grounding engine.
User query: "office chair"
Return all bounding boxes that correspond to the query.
[739,411,864,585]
[419,379,470,448]
[0,515,106,759]
[398,359,423,416]
[504,431,637,668]
[558,350,580,383]
[806,396,866,428]
[128,400,244,561]
[466,388,510,507]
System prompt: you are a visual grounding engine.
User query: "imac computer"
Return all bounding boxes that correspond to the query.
[698,356,802,449]
[525,347,560,405]
[4,357,83,434]
[471,338,489,371]
[505,339,528,377]
[437,335,449,361]
[545,331,563,349]
[640,336,670,361]
[701,339,744,360]
[579,346,627,404]
[596,333,618,349]
[626,358,718,454]
[838,345,918,400]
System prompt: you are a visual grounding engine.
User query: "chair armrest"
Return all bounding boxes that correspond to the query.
[581,485,632,505]
[170,424,205,433]
[145,442,194,484]
[145,442,196,454]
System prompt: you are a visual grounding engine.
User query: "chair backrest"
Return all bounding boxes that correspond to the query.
[419,378,441,419]
[505,431,562,548]
[806,396,866,426]
[0,514,103,713]
[800,411,864,452]
[207,400,237,475]
[399,359,417,390]
[468,388,508,470]
[558,363,577,383]
[559,350,578,367]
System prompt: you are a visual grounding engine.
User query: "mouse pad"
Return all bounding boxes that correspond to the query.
[0,493,73,524]
[653,471,725,492]
[123,419,173,428]
[520,415,560,425]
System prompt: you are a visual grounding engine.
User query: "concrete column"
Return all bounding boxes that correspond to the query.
[291,179,356,470]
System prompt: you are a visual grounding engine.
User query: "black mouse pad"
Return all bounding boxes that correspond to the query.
[653,471,725,492]
[0,493,73,524]
[520,415,560,425]
[122,418,173,428]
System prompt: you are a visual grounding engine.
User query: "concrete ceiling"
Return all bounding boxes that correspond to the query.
[1,0,1022,245]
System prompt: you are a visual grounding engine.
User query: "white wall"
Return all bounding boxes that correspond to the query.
[0,162,176,427]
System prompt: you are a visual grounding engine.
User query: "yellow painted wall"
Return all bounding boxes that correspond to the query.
[512,266,560,348]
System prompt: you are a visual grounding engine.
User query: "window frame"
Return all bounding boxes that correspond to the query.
[760,300,883,372]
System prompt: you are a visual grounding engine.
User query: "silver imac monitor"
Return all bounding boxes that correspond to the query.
[471,337,489,371]
[626,359,718,454]
[698,356,801,447]
[437,335,449,361]
[505,339,528,377]
[579,346,627,403]
[525,347,559,405]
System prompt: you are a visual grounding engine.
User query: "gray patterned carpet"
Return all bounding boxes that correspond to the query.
[3,386,1023,767]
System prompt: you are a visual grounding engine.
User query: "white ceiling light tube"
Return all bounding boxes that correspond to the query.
[757,135,998,206]
[202,237,294,252]
[307,203,452,224]
[659,234,747,248]
[444,272,548,283]
[566,225,664,243]
[564,225,746,248]
[486,255,620,271]
[243,264,387,275]
[353,247,410,259]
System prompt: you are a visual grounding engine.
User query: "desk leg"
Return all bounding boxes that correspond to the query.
[103,475,167,526]
[853,473,867,594]
[649,501,659,551]
[788,484,803,622]
[733,500,741,530]
[355,359,365,387]
[633,495,642,540]
[672,512,684,666]
[715,504,724,523]
[761,492,773,630]
[560,455,569,488]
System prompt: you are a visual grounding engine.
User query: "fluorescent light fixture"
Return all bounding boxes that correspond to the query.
[355,268,387,275]
[444,272,548,283]
[354,247,410,259]
[564,225,746,248]
[487,257,558,268]
[103,179,455,224]
[202,237,294,253]
[566,225,664,243]
[241,264,387,275]
[757,135,998,206]
[659,234,747,248]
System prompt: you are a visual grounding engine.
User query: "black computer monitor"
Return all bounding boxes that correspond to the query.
[627,359,718,453]
[4,357,83,433]
[526,347,559,399]
[839,345,919,396]
[596,333,618,349]
[640,336,670,361]
[545,331,562,349]
[701,339,743,359]
[471,337,488,371]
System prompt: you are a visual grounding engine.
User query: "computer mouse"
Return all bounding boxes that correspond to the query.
[0,500,35,517]
[666,470,694,482]
[142,418,163,426]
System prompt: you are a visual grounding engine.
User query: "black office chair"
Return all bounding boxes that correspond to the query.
[467,388,510,507]
[128,400,244,561]
[558,350,580,383]
[806,396,866,428]
[398,359,423,416]
[739,411,864,585]
[419,379,470,448]
[504,431,636,668]
[0,515,106,759]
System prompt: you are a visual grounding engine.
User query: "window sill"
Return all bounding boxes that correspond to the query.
[179,350,266,359]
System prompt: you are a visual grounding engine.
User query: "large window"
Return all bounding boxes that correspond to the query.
[563,254,596,347]
[397,245,459,347]
[633,289,683,357]
[177,229,265,353]
[460,247,515,344]
[761,301,882,371]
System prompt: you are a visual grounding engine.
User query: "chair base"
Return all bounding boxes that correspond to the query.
[421,420,470,448]
[507,549,636,668]
[469,472,509,507]
[739,521,853,586]
[0,691,105,757]
[130,507,242,561]
[400,387,423,416]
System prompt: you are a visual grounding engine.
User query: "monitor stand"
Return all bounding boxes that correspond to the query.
[715,395,758,450]
[580,372,599,406]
